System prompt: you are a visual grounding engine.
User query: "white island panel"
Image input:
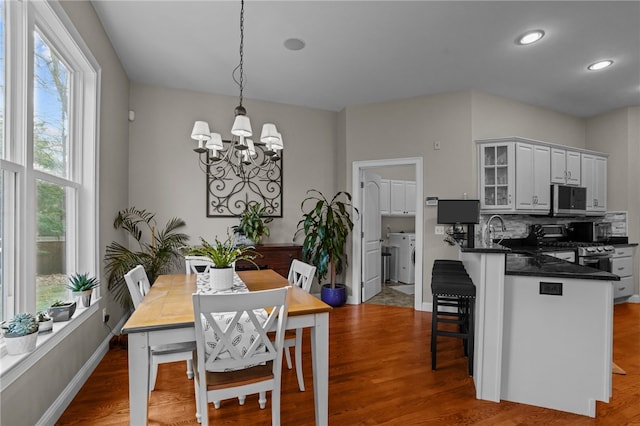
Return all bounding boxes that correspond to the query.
[501,275,613,417]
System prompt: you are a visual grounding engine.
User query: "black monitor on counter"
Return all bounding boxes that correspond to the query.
[437,199,480,248]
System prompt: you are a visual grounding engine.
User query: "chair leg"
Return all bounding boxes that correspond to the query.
[186,359,194,379]
[238,395,246,405]
[284,346,293,370]
[272,383,281,426]
[294,328,305,391]
[150,360,159,392]
[258,391,267,409]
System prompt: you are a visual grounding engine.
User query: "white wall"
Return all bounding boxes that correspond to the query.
[0,2,130,425]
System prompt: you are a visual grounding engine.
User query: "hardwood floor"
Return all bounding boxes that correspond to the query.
[56,302,640,425]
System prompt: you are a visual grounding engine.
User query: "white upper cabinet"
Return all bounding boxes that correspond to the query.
[515,143,550,211]
[479,142,515,210]
[551,148,581,185]
[582,153,607,214]
[477,137,607,215]
[387,179,416,216]
[380,179,390,215]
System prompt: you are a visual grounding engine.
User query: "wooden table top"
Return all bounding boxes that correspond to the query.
[122,269,332,334]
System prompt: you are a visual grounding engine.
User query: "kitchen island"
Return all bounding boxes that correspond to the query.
[457,240,619,417]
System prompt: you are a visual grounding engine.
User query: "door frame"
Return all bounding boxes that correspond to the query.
[351,157,424,311]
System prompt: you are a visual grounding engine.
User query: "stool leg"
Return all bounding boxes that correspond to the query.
[431,295,438,370]
[468,298,475,376]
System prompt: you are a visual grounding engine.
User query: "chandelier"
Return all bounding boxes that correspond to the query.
[190,0,283,218]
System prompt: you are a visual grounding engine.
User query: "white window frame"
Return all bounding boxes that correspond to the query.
[0,0,100,371]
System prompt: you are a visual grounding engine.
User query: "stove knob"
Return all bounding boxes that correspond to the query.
[587,247,596,253]
[596,247,603,252]
[605,245,615,252]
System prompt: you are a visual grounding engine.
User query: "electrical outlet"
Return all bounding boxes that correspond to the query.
[433,140,441,150]
[102,308,109,323]
[435,225,445,235]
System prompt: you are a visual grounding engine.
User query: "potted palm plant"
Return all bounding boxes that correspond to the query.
[1,313,39,355]
[104,207,189,309]
[184,235,259,290]
[232,203,273,245]
[295,189,357,307]
[66,272,100,307]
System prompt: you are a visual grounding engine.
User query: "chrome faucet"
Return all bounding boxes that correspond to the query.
[485,215,506,245]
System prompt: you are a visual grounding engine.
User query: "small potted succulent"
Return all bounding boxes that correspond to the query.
[66,272,100,307]
[48,299,77,322]
[37,311,53,333]
[184,235,259,290]
[232,203,273,245]
[1,313,39,355]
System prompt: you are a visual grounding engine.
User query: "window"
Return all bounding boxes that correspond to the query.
[0,1,99,327]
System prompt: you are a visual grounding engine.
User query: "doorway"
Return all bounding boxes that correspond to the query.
[351,158,424,311]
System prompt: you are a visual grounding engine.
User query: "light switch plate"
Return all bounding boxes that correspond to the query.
[435,226,444,235]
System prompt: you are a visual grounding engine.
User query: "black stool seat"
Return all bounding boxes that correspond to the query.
[431,260,476,376]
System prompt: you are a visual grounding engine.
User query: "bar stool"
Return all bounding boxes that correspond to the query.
[431,260,476,376]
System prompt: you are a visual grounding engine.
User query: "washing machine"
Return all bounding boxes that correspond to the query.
[387,233,415,284]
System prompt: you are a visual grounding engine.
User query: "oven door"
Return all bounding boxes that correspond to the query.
[578,255,612,272]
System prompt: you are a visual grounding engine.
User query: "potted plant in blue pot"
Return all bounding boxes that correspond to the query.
[295,190,357,307]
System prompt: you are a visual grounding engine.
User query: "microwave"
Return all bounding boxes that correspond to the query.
[569,221,612,242]
[550,184,587,217]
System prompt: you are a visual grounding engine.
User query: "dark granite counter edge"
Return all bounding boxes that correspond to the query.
[613,243,638,248]
[505,269,619,281]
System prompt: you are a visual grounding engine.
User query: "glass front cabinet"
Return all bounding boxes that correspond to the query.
[478,141,515,211]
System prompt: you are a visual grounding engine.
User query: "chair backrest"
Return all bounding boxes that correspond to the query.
[124,265,151,308]
[287,259,316,292]
[192,287,289,373]
[185,255,214,275]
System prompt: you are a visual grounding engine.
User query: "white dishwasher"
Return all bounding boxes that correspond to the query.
[387,233,415,284]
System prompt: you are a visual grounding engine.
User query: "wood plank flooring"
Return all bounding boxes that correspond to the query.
[56,302,640,425]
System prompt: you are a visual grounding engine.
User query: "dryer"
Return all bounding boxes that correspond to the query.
[387,233,415,284]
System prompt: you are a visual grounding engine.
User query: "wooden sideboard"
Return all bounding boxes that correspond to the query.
[235,243,303,278]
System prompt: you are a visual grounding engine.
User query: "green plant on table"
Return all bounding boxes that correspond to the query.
[184,235,259,268]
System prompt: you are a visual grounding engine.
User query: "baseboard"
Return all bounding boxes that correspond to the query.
[626,294,640,303]
[36,315,128,425]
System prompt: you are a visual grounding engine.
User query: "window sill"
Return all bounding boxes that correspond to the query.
[0,300,100,391]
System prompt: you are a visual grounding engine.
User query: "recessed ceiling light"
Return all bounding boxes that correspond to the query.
[284,38,305,51]
[587,60,614,71]
[516,30,545,45]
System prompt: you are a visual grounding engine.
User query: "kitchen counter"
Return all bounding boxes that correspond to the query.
[505,252,620,281]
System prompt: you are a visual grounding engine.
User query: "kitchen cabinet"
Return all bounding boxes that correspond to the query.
[387,179,416,216]
[479,142,515,210]
[380,179,390,215]
[544,250,576,263]
[551,148,581,186]
[515,142,550,211]
[581,153,607,214]
[611,246,634,299]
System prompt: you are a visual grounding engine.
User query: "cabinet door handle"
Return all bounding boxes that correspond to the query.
[568,171,572,178]
[617,267,624,271]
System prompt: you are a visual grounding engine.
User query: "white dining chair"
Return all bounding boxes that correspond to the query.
[185,255,214,275]
[285,259,316,391]
[192,287,289,426]
[124,265,196,393]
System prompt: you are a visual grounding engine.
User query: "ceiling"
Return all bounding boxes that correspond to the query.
[91,1,640,118]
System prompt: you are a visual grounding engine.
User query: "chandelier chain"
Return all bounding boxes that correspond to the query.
[238,0,245,108]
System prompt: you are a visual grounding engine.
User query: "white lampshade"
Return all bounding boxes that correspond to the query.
[191,121,211,141]
[206,132,223,150]
[246,139,256,156]
[260,123,280,144]
[231,115,253,137]
[272,132,283,150]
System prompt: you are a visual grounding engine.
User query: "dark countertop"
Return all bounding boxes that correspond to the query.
[456,237,623,281]
[505,253,620,281]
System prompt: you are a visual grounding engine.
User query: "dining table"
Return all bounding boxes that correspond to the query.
[121,269,332,425]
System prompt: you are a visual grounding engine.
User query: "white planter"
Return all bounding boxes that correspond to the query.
[38,319,53,333]
[73,290,93,307]
[4,332,38,355]
[210,267,234,291]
